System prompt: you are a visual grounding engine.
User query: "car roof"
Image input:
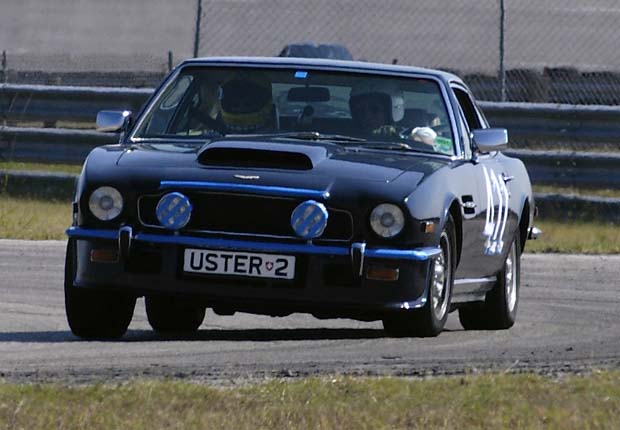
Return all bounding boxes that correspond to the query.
[181,56,463,85]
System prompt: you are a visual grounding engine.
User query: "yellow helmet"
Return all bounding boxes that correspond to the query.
[218,73,273,132]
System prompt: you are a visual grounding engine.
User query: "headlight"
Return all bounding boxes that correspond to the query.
[88,186,123,221]
[370,203,405,238]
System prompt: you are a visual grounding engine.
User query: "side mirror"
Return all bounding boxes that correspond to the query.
[472,128,508,152]
[96,110,132,132]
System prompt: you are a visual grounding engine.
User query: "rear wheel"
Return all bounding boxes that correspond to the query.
[382,215,455,337]
[459,230,521,330]
[64,240,136,340]
[145,295,205,333]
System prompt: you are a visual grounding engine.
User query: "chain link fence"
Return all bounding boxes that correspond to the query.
[2,0,620,104]
[194,0,620,105]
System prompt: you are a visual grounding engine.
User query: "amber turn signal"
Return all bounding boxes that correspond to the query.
[366,266,400,281]
[421,220,436,233]
[90,249,119,263]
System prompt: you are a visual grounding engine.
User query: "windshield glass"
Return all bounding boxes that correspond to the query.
[133,66,455,155]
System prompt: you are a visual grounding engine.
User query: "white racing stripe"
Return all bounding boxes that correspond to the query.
[482,166,510,255]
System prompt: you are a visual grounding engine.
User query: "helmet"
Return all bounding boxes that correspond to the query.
[218,73,273,132]
[349,80,405,123]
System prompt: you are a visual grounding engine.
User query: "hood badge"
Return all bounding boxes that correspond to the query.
[234,174,260,180]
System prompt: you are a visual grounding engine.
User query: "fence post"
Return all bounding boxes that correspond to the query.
[168,51,174,72]
[1,50,6,84]
[499,0,506,102]
[193,0,203,58]
[1,51,6,130]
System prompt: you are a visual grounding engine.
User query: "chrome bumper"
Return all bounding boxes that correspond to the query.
[67,226,440,276]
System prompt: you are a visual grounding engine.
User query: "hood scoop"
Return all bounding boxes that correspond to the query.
[197,141,329,170]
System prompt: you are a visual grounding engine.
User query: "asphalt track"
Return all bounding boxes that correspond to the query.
[0,239,619,384]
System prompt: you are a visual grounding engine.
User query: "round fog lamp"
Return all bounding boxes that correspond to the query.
[89,186,123,221]
[291,200,329,239]
[156,192,193,230]
[370,203,404,238]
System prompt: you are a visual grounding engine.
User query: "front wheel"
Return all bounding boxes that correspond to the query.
[382,215,456,337]
[64,240,136,340]
[459,229,521,330]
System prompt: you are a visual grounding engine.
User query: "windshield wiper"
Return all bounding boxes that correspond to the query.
[132,129,226,141]
[270,131,367,143]
[362,141,437,154]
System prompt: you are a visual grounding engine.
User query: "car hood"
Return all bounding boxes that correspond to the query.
[109,139,449,197]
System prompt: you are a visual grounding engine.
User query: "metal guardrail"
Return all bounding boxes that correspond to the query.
[534,193,620,223]
[3,83,620,142]
[1,83,152,123]
[0,170,77,200]
[480,101,620,145]
[1,127,617,187]
[505,149,620,189]
[2,84,620,187]
[0,126,117,163]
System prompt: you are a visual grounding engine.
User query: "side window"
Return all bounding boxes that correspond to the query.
[142,75,194,135]
[454,104,472,159]
[453,88,482,131]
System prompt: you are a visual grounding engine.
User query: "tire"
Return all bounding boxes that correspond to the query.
[382,214,456,337]
[64,240,136,340]
[145,295,205,333]
[459,229,521,330]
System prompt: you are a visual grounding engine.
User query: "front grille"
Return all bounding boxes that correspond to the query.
[138,192,353,241]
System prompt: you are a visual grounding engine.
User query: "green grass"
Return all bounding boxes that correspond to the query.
[0,161,82,175]
[0,196,72,240]
[533,184,620,198]
[526,220,620,254]
[0,372,619,429]
[0,195,618,253]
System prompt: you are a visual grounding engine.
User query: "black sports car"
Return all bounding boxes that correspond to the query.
[65,57,539,339]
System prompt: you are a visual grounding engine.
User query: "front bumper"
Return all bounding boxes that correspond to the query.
[67,226,439,317]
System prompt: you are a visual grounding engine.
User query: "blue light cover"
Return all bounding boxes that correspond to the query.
[156,192,193,230]
[291,200,328,239]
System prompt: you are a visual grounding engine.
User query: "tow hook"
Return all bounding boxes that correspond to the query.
[350,242,366,277]
[118,226,133,260]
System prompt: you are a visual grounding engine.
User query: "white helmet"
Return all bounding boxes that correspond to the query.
[349,80,405,123]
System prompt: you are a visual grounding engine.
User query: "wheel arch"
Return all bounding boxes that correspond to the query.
[518,198,530,253]
[448,199,462,268]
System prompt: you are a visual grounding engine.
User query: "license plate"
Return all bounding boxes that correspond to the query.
[183,248,296,280]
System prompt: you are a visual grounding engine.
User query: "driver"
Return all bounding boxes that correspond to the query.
[218,73,274,133]
[349,81,405,136]
[185,79,222,134]
[349,80,446,151]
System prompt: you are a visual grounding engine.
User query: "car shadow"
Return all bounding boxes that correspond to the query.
[134,328,389,342]
[0,326,463,343]
[0,328,389,343]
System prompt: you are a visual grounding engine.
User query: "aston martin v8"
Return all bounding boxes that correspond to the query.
[65,57,538,339]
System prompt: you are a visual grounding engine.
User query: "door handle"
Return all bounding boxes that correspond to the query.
[501,173,514,183]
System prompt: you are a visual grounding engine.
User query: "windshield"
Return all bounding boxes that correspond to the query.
[132,66,455,155]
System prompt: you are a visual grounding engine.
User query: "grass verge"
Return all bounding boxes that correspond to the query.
[0,195,72,240]
[1,372,619,430]
[526,220,620,254]
[0,195,618,253]
[533,184,620,199]
[0,161,82,175]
